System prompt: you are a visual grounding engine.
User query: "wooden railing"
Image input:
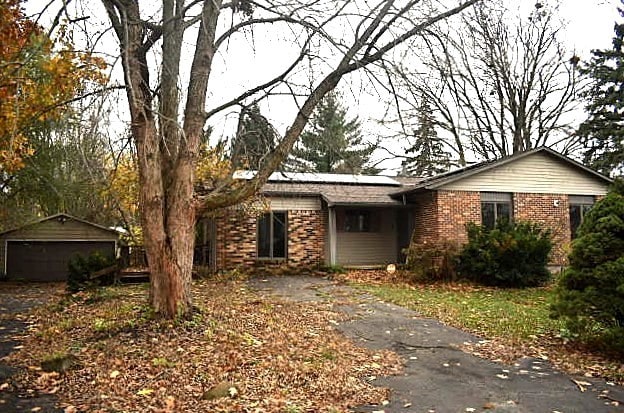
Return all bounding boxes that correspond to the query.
[120,244,212,270]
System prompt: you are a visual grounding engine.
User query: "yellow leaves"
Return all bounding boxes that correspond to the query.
[136,388,155,396]
[0,1,108,174]
[195,146,231,190]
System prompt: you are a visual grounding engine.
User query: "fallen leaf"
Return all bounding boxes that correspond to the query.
[136,388,154,396]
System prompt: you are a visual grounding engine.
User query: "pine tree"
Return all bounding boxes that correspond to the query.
[402,98,451,177]
[578,4,624,175]
[289,93,378,174]
[230,104,278,170]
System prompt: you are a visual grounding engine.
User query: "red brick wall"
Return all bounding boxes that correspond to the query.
[436,190,481,244]
[514,193,571,265]
[411,190,481,246]
[409,189,572,265]
[214,209,324,270]
[214,211,257,269]
[411,191,438,245]
[287,210,325,266]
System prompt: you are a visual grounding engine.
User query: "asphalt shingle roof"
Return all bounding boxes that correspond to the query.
[262,182,405,206]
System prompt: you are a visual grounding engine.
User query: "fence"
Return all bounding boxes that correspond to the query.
[120,244,212,270]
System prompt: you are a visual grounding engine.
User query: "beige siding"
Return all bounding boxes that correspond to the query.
[439,152,609,195]
[336,209,397,266]
[4,219,117,241]
[268,196,321,211]
[0,218,118,275]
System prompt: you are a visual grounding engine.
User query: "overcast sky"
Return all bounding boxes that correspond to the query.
[562,0,620,57]
[25,0,624,173]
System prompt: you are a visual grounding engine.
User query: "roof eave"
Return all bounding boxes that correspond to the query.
[0,213,121,237]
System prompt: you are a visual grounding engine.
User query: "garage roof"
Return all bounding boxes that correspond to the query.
[0,213,121,237]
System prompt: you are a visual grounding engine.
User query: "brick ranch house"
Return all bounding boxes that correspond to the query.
[204,147,611,271]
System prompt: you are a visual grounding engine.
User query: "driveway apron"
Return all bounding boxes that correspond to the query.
[249,276,624,413]
[0,284,62,412]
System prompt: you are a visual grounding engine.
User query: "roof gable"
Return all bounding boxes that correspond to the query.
[0,213,120,238]
[394,147,612,196]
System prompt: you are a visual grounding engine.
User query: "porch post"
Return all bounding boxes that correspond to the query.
[328,207,337,266]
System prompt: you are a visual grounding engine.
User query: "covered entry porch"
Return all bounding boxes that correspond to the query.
[325,206,415,267]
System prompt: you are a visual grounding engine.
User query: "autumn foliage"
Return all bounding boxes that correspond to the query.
[0,0,106,173]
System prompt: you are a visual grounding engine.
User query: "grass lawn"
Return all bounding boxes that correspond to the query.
[354,282,562,344]
[5,280,401,413]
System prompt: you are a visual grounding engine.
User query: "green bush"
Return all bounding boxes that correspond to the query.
[404,241,459,282]
[457,221,552,288]
[67,251,116,293]
[552,190,624,353]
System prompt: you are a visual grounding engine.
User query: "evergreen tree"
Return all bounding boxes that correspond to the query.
[578,3,624,175]
[401,98,451,177]
[289,93,378,174]
[230,104,278,170]
[551,183,624,352]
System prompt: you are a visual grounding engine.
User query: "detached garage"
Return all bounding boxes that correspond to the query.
[0,213,120,282]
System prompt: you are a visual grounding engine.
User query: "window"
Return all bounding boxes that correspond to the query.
[481,192,512,230]
[339,209,379,232]
[257,211,287,259]
[569,195,594,238]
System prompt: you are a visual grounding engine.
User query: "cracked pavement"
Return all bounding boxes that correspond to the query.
[248,275,624,413]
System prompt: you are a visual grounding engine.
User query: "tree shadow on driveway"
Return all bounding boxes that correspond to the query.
[0,283,64,413]
[249,276,624,413]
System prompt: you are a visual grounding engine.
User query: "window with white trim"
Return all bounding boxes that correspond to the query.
[569,195,594,239]
[481,192,512,230]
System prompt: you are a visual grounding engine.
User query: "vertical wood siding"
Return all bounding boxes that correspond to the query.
[335,209,397,266]
[0,218,118,275]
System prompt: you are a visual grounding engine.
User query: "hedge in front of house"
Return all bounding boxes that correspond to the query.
[551,189,624,353]
[67,251,116,292]
[457,220,552,288]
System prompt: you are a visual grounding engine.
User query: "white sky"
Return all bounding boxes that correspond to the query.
[24,0,624,173]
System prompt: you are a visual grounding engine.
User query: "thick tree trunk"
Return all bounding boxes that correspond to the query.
[101,0,480,319]
[146,211,194,317]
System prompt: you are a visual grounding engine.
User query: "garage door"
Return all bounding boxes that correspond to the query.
[6,241,115,282]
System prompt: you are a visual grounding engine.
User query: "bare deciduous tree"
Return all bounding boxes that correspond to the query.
[92,0,479,318]
[395,2,581,164]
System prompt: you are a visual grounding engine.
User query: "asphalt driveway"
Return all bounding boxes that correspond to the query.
[0,283,63,413]
[249,276,624,413]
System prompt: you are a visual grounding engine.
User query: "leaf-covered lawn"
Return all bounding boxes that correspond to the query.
[5,280,401,412]
[341,271,624,385]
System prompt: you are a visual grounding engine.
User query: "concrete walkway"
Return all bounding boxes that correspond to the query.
[248,276,624,413]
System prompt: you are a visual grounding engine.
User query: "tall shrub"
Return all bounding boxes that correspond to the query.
[457,221,552,288]
[67,251,116,292]
[552,190,624,352]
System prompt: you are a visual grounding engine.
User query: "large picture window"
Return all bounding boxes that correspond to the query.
[569,195,594,238]
[257,211,287,259]
[481,192,512,230]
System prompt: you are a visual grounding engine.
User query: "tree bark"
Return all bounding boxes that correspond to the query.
[100,0,480,319]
